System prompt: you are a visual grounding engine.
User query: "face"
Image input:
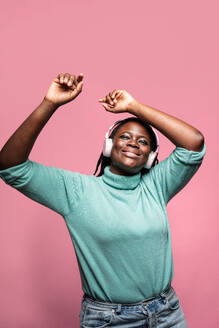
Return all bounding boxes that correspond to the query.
[109,121,152,175]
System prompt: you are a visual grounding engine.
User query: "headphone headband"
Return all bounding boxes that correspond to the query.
[105,120,123,139]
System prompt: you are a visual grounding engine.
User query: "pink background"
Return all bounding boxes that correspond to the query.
[0,1,218,327]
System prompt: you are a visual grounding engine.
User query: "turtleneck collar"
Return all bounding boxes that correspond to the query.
[102,166,141,190]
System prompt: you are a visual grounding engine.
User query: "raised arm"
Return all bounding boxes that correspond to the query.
[98,89,204,151]
[0,73,84,170]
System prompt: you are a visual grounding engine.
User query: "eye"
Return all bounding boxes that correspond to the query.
[120,134,129,139]
[139,139,147,145]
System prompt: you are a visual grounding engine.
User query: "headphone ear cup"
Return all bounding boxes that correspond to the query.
[103,138,113,157]
[144,151,158,169]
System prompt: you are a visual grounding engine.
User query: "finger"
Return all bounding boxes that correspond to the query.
[106,95,114,106]
[57,73,65,84]
[101,103,112,112]
[56,73,62,80]
[110,90,118,98]
[111,90,120,104]
[98,97,106,102]
[71,74,80,88]
[54,74,61,83]
[63,73,72,84]
[71,75,78,88]
[76,80,83,92]
[64,74,77,89]
[115,90,123,97]
[67,76,75,87]
[77,73,84,83]
[114,90,123,102]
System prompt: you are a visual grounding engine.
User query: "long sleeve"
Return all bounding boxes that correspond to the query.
[146,143,206,204]
[0,159,85,217]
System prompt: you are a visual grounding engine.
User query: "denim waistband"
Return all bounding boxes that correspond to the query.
[83,283,172,307]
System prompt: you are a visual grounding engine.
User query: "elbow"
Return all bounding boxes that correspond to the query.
[192,133,205,152]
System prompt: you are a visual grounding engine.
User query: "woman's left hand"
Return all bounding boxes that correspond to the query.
[98,89,138,113]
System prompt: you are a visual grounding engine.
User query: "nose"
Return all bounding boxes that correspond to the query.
[127,138,139,148]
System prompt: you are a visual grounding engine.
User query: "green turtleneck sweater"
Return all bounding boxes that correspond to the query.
[0,143,206,303]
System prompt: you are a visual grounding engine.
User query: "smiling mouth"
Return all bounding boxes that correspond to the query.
[122,151,140,159]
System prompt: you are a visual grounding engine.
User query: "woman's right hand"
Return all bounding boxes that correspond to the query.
[44,73,84,107]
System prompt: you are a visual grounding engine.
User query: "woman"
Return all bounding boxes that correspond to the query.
[0,73,206,327]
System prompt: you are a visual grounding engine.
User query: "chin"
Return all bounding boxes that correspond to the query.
[110,155,147,175]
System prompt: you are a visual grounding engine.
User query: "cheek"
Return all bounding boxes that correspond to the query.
[111,140,123,154]
[111,146,119,160]
[141,150,150,163]
[110,143,123,162]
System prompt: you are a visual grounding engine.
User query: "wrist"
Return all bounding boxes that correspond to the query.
[127,100,141,116]
[43,97,60,111]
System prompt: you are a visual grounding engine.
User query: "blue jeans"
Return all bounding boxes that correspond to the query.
[79,285,188,327]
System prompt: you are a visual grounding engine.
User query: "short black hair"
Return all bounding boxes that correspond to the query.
[93,117,159,176]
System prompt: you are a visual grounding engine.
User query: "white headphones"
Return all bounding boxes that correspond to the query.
[102,119,160,169]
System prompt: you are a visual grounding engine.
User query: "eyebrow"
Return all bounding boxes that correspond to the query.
[119,130,150,141]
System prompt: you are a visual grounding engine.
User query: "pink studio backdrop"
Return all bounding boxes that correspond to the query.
[0,1,218,327]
